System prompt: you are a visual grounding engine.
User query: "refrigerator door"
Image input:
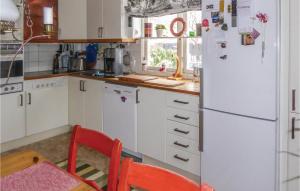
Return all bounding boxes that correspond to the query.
[201,109,276,191]
[202,0,278,120]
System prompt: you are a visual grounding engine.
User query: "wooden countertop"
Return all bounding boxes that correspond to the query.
[24,71,200,96]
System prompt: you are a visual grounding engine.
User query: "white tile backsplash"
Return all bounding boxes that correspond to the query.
[24,44,59,72]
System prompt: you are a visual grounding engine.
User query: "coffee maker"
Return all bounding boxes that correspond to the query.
[103,48,123,77]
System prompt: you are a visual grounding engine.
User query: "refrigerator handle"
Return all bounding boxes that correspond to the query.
[292,89,296,111]
[199,68,204,152]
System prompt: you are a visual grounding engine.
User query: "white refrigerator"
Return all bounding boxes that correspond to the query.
[200,0,278,191]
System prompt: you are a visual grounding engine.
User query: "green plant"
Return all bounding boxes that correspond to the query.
[155,24,166,30]
[150,47,176,68]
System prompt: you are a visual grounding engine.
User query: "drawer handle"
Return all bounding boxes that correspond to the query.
[174,128,190,135]
[174,100,189,104]
[174,115,189,120]
[174,154,189,162]
[174,141,189,148]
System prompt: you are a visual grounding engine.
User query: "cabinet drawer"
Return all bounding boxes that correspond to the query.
[167,108,199,126]
[166,120,199,141]
[167,133,200,155]
[166,92,198,112]
[166,146,200,176]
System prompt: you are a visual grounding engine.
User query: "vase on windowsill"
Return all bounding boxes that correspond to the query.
[155,24,166,37]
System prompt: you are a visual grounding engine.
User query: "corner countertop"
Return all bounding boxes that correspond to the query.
[24,70,200,96]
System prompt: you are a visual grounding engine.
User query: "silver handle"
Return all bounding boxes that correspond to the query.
[136,89,140,104]
[292,89,296,111]
[114,90,121,94]
[174,141,189,148]
[82,81,86,92]
[20,94,23,106]
[174,128,190,135]
[98,27,103,38]
[174,154,189,162]
[173,100,189,104]
[28,93,31,105]
[174,115,189,120]
[199,68,204,152]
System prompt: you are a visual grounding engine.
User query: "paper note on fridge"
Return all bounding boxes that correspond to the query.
[237,0,254,34]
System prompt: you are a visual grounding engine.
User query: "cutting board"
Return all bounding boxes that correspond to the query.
[118,75,158,83]
[146,79,185,87]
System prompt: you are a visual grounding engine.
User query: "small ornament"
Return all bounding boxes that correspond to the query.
[221,23,228,31]
[256,12,268,23]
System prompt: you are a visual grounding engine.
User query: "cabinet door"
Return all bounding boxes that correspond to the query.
[26,79,68,135]
[68,77,85,127]
[83,79,104,131]
[102,0,125,38]
[0,93,25,143]
[87,0,103,39]
[290,0,300,114]
[137,88,166,161]
[58,0,87,39]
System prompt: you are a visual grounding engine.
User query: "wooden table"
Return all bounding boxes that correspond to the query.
[0,150,96,191]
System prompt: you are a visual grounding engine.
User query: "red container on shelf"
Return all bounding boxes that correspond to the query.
[144,23,152,37]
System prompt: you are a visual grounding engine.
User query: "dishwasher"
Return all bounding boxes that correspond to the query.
[103,82,140,158]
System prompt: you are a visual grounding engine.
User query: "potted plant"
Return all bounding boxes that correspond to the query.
[155,24,166,37]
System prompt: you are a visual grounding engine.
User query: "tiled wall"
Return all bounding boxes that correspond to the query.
[24,44,59,72]
[24,42,142,73]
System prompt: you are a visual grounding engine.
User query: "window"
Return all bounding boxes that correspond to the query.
[142,11,202,73]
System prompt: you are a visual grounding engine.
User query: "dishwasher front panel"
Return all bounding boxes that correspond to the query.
[103,83,138,152]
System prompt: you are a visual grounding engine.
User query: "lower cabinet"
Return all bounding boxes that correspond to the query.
[137,87,166,161]
[0,92,26,143]
[68,77,104,132]
[138,87,200,176]
[25,77,68,136]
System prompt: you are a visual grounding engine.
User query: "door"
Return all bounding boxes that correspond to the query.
[103,83,137,152]
[58,0,87,39]
[201,109,276,191]
[87,0,103,39]
[201,0,278,120]
[137,87,166,161]
[84,79,104,131]
[26,80,68,135]
[68,77,85,126]
[0,93,25,143]
[287,1,300,190]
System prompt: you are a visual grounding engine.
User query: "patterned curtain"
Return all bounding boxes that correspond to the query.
[125,0,201,18]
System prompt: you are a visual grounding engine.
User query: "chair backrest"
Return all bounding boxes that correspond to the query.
[67,125,122,191]
[118,158,214,191]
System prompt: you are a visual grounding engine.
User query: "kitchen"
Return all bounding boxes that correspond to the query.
[0,0,299,191]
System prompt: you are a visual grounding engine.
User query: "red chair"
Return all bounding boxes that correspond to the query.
[67,125,122,191]
[118,158,214,191]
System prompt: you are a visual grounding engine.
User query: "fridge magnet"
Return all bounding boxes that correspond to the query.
[221,23,228,31]
[256,12,268,58]
[206,4,214,10]
[211,12,220,23]
[237,0,254,34]
[250,28,260,39]
[220,55,227,60]
[202,19,210,32]
[231,0,237,27]
[241,33,255,45]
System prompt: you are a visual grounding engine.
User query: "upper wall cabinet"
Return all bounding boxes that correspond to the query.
[24,0,58,43]
[58,0,133,41]
[58,0,87,40]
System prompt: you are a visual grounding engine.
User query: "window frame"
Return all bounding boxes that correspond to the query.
[141,12,201,76]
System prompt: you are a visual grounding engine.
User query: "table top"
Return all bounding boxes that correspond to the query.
[0,150,95,191]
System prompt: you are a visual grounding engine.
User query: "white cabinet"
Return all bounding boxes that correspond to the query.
[290,0,300,114]
[137,87,166,161]
[59,0,130,39]
[102,0,128,39]
[0,92,26,143]
[25,77,68,136]
[68,77,104,132]
[58,0,87,39]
